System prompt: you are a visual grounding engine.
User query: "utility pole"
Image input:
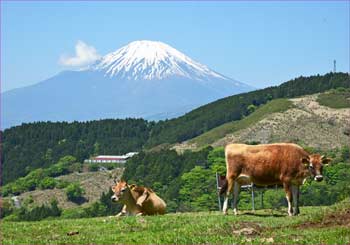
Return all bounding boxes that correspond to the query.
[333,60,336,73]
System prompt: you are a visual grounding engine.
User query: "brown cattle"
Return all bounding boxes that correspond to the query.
[111,180,166,216]
[221,143,331,216]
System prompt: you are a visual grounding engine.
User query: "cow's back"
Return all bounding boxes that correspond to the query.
[142,192,166,215]
[225,143,309,185]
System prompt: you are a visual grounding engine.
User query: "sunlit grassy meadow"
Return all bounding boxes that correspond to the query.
[2,199,349,244]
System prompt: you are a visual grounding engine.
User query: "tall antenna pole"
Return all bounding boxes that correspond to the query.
[333,60,336,73]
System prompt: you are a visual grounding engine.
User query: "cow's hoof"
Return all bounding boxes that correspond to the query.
[223,211,228,215]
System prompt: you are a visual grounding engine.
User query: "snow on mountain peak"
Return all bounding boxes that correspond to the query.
[91,40,227,81]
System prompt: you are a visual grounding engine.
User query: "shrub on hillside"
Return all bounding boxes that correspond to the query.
[65,183,86,203]
[4,199,61,221]
[88,163,99,172]
[38,177,57,189]
[0,199,14,218]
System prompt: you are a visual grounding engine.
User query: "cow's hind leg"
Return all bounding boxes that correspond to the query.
[222,177,234,215]
[283,183,293,216]
[291,185,300,215]
[232,181,240,215]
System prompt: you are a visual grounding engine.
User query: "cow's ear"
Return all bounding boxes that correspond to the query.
[322,156,332,166]
[301,157,310,166]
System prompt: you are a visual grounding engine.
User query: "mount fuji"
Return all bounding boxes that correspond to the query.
[2,40,253,129]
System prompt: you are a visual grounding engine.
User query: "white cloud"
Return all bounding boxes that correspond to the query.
[59,40,100,67]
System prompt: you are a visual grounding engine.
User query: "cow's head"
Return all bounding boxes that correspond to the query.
[302,154,331,182]
[111,180,131,202]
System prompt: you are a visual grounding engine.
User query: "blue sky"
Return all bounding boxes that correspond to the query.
[1,1,349,92]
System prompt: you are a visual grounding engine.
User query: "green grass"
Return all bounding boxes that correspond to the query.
[189,99,294,147]
[317,89,350,108]
[2,200,349,244]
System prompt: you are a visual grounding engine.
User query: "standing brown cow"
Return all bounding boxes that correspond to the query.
[221,143,331,216]
[111,180,166,216]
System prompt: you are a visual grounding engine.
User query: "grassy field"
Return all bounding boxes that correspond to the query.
[189,98,294,147]
[1,199,349,244]
[317,89,350,108]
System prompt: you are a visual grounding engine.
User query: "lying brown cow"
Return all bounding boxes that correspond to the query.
[111,180,166,216]
[221,143,331,216]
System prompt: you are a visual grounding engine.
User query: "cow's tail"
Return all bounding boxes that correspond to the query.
[219,178,228,196]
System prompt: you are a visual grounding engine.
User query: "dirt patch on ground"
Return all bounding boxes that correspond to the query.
[213,221,263,238]
[231,221,263,237]
[296,209,350,229]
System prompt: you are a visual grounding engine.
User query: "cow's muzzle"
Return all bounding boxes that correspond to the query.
[111,195,119,202]
[314,175,323,182]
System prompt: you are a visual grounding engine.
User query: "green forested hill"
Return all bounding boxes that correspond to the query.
[2,72,349,184]
[145,72,350,147]
[1,119,151,184]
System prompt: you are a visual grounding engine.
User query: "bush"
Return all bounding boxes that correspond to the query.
[38,177,57,189]
[88,163,99,172]
[1,156,80,197]
[69,162,83,173]
[84,202,107,217]
[5,199,61,221]
[0,199,14,218]
[56,180,70,189]
[65,183,86,203]
[341,146,350,162]
[61,207,88,219]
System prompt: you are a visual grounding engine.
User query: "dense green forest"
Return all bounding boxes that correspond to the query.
[1,119,151,184]
[2,72,349,184]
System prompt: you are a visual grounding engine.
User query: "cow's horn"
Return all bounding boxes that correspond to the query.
[321,155,325,159]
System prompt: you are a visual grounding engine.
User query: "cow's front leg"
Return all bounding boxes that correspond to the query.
[291,185,300,215]
[116,205,128,217]
[223,177,234,215]
[283,183,293,216]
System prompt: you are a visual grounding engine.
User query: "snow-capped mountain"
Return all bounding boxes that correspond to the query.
[91,40,228,81]
[2,40,254,129]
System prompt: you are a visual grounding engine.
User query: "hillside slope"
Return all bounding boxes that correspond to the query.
[174,89,350,151]
[146,72,350,147]
[15,168,123,209]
